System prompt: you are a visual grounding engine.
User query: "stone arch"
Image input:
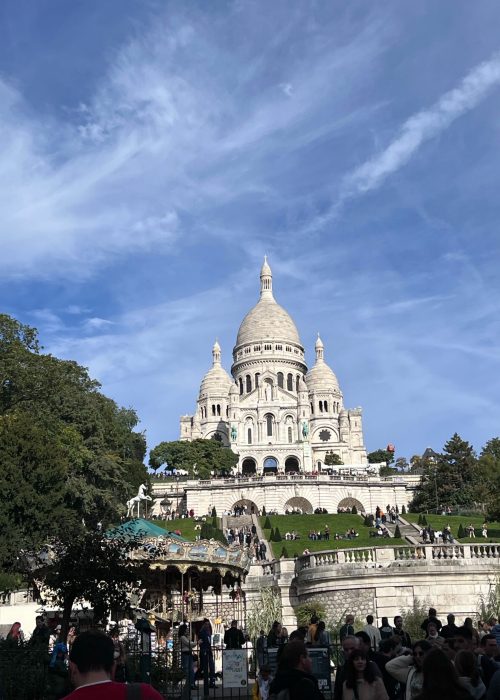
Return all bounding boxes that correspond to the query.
[284,496,313,514]
[337,497,365,513]
[284,456,300,473]
[241,457,257,476]
[313,426,339,443]
[263,456,278,472]
[231,498,260,515]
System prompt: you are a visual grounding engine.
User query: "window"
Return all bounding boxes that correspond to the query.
[296,375,300,392]
[212,405,216,416]
[226,406,229,417]
[324,401,328,412]
[319,401,323,412]
[216,404,221,416]
[246,375,252,393]
[245,347,250,354]
[264,344,272,350]
[239,378,243,395]
[285,345,292,352]
[288,427,293,444]
[266,414,273,437]
[277,372,284,389]
[255,373,260,388]
[287,373,293,391]
[247,428,252,445]
[319,429,331,442]
[253,345,261,351]
[276,344,282,351]
[310,402,314,414]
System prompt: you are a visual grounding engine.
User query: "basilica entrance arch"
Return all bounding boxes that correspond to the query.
[241,458,257,476]
[263,456,278,474]
[284,497,313,514]
[284,456,300,473]
[337,497,365,513]
[231,499,259,515]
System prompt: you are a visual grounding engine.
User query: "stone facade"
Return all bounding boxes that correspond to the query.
[180,259,367,473]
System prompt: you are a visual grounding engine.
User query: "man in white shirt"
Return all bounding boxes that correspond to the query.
[363,615,381,651]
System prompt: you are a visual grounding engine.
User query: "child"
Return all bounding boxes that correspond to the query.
[252,664,273,700]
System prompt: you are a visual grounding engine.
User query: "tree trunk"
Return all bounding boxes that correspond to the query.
[61,595,75,643]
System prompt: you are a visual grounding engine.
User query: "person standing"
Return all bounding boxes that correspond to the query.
[224,620,245,649]
[363,616,381,651]
[199,618,216,688]
[393,617,411,648]
[256,629,268,670]
[440,614,460,640]
[379,618,394,641]
[179,623,196,693]
[342,650,389,700]
[340,615,355,642]
[6,622,24,643]
[386,640,432,700]
[62,630,162,699]
[268,641,325,700]
[31,616,50,649]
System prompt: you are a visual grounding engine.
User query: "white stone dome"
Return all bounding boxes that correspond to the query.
[305,333,339,391]
[235,258,302,347]
[199,341,232,396]
[236,298,301,347]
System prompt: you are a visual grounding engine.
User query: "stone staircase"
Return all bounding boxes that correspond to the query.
[382,515,420,544]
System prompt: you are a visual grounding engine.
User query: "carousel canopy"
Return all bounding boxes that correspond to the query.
[107,518,186,541]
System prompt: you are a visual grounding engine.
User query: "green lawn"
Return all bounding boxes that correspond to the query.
[404,513,500,542]
[259,514,405,558]
[147,518,199,541]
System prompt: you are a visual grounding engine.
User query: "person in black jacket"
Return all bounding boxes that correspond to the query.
[224,620,245,649]
[269,640,325,700]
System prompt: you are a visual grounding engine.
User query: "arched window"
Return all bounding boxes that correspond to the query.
[216,404,221,416]
[212,405,216,416]
[319,401,323,412]
[239,377,243,395]
[266,414,273,437]
[246,375,252,393]
[255,372,260,388]
[226,406,229,417]
[277,372,284,389]
[296,375,300,392]
[324,401,328,412]
[247,428,252,445]
[288,427,293,444]
[287,373,293,391]
[310,402,314,414]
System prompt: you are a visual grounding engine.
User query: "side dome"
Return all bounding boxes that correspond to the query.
[305,333,340,391]
[199,341,232,396]
[235,257,302,347]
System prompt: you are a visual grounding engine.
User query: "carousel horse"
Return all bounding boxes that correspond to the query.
[126,484,152,517]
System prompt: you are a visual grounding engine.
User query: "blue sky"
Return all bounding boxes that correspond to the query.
[1,1,500,461]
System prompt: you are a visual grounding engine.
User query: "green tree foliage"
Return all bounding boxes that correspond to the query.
[478,438,500,518]
[294,601,326,627]
[351,506,357,515]
[273,527,282,542]
[263,517,272,530]
[211,506,217,517]
[477,574,500,621]
[200,521,227,544]
[246,588,282,640]
[394,525,401,539]
[149,439,239,479]
[367,448,395,465]
[325,451,343,466]
[38,529,144,640]
[379,466,398,476]
[0,315,148,572]
[410,434,479,512]
[458,524,465,538]
[280,546,289,558]
[401,505,407,515]
[401,598,430,643]
[395,457,409,472]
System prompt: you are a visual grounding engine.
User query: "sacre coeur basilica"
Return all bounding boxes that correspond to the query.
[180,257,367,475]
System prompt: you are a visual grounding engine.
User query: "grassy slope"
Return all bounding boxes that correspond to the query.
[260,514,405,558]
[404,513,500,542]
[147,518,199,541]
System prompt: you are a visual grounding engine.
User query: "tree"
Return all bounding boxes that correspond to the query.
[394,525,402,539]
[246,588,282,640]
[410,434,479,512]
[34,529,144,640]
[325,451,343,466]
[367,449,395,465]
[0,314,148,575]
[273,527,282,542]
[379,466,398,476]
[395,457,409,472]
[458,524,465,538]
[478,438,500,517]
[149,439,239,479]
[263,517,272,530]
[280,546,289,558]
[294,601,326,627]
[401,505,407,515]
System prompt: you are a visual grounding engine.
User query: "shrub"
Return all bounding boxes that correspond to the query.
[281,546,289,558]
[364,514,374,527]
[401,598,430,642]
[262,505,266,516]
[273,527,282,542]
[269,528,275,542]
[458,524,464,538]
[263,516,272,530]
[394,525,402,539]
[401,505,406,515]
[422,515,428,526]
[211,506,217,517]
[294,601,326,627]
[351,505,358,515]
[418,514,423,525]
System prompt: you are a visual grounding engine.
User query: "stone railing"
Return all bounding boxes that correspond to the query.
[296,543,500,572]
[152,473,415,489]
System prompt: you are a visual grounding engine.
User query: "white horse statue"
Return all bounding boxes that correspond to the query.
[126,483,152,517]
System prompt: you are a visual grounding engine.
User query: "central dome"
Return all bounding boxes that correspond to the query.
[235,258,302,348]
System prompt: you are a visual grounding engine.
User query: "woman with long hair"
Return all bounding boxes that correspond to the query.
[313,621,331,647]
[415,648,472,700]
[454,650,485,700]
[342,649,389,700]
[6,621,24,643]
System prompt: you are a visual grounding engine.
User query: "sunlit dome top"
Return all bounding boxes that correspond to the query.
[199,340,232,396]
[235,258,302,348]
[305,334,339,391]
